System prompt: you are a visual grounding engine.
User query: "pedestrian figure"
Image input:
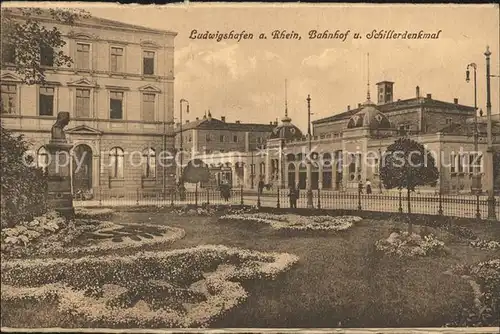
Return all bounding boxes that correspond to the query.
[220,181,231,202]
[358,180,363,194]
[365,180,372,194]
[288,185,298,208]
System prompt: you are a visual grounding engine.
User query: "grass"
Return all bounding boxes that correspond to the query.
[2,211,499,328]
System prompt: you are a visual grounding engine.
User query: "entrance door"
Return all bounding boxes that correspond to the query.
[72,144,93,193]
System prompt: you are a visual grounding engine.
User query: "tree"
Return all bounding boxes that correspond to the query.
[182,159,210,184]
[1,123,48,227]
[380,138,439,232]
[1,8,89,85]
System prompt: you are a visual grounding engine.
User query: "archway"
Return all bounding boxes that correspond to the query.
[72,144,93,193]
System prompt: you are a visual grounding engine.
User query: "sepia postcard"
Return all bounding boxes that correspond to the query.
[1,2,499,333]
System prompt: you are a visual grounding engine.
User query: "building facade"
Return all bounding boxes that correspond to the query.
[1,12,177,198]
[174,112,275,188]
[188,81,500,194]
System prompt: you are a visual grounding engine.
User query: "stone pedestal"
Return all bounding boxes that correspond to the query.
[46,140,74,219]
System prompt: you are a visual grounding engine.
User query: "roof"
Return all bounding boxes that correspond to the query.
[5,8,177,35]
[313,96,475,125]
[346,100,392,130]
[439,122,500,136]
[176,116,276,133]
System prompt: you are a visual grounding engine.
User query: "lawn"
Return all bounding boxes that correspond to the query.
[1,209,499,328]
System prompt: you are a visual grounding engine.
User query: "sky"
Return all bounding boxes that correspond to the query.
[9,3,500,131]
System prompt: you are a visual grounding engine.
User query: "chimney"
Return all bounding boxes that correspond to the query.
[235,120,240,124]
[454,98,458,104]
[196,117,199,121]
[416,86,420,98]
[426,93,432,99]
[270,121,273,125]
[221,116,226,122]
[185,120,189,124]
[358,103,361,108]
[347,105,351,111]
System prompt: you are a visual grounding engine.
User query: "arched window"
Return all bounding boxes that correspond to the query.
[37,146,49,172]
[142,148,156,178]
[109,147,124,178]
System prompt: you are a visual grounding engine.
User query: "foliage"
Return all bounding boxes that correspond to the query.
[447,259,500,327]
[380,138,439,231]
[380,138,439,191]
[219,213,362,232]
[1,210,185,259]
[74,208,114,221]
[182,159,210,184]
[1,245,299,327]
[375,232,448,258]
[1,124,48,228]
[1,8,89,85]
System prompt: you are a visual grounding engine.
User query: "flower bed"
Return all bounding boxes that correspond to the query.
[219,213,362,232]
[1,245,299,328]
[1,211,185,258]
[74,208,114,220]
[469,239,500,251]
[375,231,448,258]
[446,259,500,327]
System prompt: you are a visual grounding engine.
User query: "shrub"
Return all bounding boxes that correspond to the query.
[447,259,500,327]
[1,124,48,228]
[375,232,448,258]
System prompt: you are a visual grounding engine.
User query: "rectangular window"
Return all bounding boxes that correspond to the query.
[40,45,54,67]
[220,135,224,142]
[76,43,90,69]
[206,134,211,142]
[457,154,464,173]
[450,153,456,173]
[143,51,155,75]
[39,87,54,116]
[142,93,155,121]
[233,135,238,143]
[110,91,123,119]
[110,47,123,72]
[75,88,90,117]
[1,84,17,114]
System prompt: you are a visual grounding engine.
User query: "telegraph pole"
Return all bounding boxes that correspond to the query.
[306,94,314,208]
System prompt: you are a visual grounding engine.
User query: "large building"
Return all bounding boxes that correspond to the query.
[174,112,275,188]
[189,81,500,194]
[1,11,177,198]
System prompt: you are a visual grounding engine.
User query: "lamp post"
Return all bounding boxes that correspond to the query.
[466,63,483,198]
[179,99,189,183]
[306,94,314,208]
[484,46,497,220]
[250,149,255,189]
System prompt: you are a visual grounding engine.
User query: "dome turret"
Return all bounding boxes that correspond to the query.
[347,99,391,129]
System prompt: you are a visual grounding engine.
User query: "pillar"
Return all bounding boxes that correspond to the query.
[295,166,300,189]
[265,149,271,184]
[318,163,323,189]
[46,140,74,218]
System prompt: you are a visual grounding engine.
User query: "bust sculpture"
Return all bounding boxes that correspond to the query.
[51,112,70,142]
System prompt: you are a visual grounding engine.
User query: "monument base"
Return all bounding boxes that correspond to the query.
[45,140,74,220]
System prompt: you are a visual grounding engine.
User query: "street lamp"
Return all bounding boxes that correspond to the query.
[466,63,483,197]
[306,94,314,208]
[484,46,497,220]
[250,149,255,189]
[179,99,189,183]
